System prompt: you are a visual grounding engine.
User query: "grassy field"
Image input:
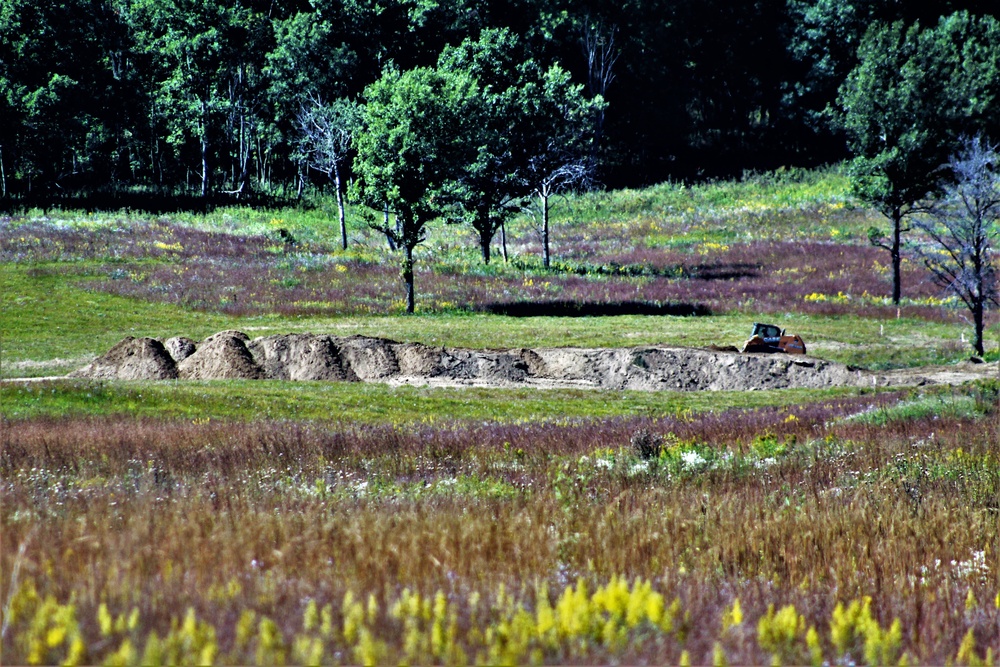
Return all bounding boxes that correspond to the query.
[0,257,975,377]
[2,167,999,665]
[1,166,994,376]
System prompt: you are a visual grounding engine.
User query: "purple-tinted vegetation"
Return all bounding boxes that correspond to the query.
[0,219,277,263]
[1,392,902,476]
[5,391,1000,664]
[0,218,976,322]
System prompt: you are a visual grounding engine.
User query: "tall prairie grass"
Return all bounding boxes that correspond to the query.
[3,388,998,664]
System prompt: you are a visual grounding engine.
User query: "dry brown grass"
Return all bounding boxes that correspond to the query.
[2,395,999,664]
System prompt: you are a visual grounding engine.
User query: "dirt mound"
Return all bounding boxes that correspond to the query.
[202,330,250,345]
[70,337,178,380]
[247,334,358,381]
[164,336,197,362]
[337,336,400,379]
[177,332,264,380]
[393,342,446,376]
[75,330,993,391]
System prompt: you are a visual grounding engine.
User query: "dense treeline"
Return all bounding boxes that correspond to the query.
[1,0,998,203]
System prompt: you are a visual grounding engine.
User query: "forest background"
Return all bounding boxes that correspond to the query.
[3,0,1000,206]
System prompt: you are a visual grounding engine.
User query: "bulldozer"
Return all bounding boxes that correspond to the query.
[740,322,807,355]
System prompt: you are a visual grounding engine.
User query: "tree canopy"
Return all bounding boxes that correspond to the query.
[351,64,485,312]
[2,0,998,212]
[436,29,601,265]
[836,11,1000,303]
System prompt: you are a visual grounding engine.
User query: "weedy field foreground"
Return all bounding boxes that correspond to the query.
[3,388,999,664]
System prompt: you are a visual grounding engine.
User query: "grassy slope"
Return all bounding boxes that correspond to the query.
[1,165,991,379]
[1,263,239,375]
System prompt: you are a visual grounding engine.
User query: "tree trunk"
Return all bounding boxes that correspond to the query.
[890,208,902,305]
[479,225,492,265]
[333,164,347,250]
[384,204,397,251]
[238,105,251,197]
[501,222,508,262]
[479,233,492,265]
[974,297,985,357]
[201,136,209,198]
[200,101,210,198]
[0,144,6,198]
[541,191,551,269]
[582,19,616,175]
[403,244,415,314]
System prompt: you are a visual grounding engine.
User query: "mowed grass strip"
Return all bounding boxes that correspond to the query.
[0,378,881,423]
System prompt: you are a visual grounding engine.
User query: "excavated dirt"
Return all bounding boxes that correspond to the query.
[164,336,197,362]
[248,334,357,381]
[65,330,1000,391]
[70,337,178,380]
[177,332,264,380]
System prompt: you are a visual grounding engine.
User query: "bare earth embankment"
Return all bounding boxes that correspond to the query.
[43,330,997,390]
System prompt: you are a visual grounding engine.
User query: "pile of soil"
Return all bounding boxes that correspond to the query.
[248,334,357,381]
[176,331,264,380]
[70,337,178,380]
[72,329,913,391]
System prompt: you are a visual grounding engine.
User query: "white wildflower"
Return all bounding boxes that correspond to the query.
[594,458,615,470]
[628,461,650,476]
[681,450,707,471]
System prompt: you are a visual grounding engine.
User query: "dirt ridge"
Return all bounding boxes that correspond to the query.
[66,330,957,391]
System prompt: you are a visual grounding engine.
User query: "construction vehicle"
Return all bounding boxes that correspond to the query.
[741,322,807,355]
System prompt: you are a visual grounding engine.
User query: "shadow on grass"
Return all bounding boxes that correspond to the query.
[1,189,296,215]
[477,300,712,317]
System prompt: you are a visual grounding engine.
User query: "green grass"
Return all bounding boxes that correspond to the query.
[556,165,880,245]
[10,166,868,250]
[0,263,240,376]
[0,378,877,423]
[839,383,999,426]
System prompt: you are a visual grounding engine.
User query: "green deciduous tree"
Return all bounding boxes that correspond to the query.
[0,0,124,195]
[437,28,602,266]
[131,0,270,197]
[837,12,1000,304]
[351,65,482,313]
[435,29,523,265]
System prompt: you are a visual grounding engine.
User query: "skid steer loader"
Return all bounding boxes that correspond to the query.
[740,322,807,355]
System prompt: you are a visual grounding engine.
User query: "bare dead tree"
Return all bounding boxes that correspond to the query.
[297,96,359,249]
[581,15,618,169]
[914,135,1000,357]
[223,63,256,198]
[527,155,590,269]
